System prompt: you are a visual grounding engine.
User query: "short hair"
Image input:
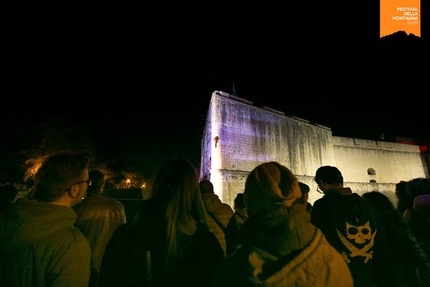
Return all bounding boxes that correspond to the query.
[0,184,19,210]
[87,170,105,194]
[406,177,430,199]
[298,182,310,196]
[314,166,343,185]
[199,179,214,194]
[233,193,246,209]
[32,151,90,202]
[395,180,408,202]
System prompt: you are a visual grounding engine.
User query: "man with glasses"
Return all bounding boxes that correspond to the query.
[0,151,92,287]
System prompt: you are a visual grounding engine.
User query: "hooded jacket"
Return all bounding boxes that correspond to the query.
[311,187,384,287]
[212,162,353,287]
[211,203,354,287]
[0,197,91,287]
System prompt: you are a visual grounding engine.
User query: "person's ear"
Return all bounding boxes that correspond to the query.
[318,180,328,190]
[68,185,81,199]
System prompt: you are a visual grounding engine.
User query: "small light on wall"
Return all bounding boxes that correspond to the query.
[213,136,219,148]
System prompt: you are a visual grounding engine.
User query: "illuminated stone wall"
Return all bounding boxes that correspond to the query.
[200,91,426,207]
[332,137,425,203]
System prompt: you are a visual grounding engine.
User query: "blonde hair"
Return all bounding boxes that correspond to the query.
[151,158,208,268]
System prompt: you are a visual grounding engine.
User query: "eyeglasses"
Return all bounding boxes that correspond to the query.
[65,179,92,192]
[316,185,324,194]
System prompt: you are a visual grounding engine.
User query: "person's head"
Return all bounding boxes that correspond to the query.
[233,193,246,210]
[0,184,19,211]
[152,157,207,228]
[412,194,430,213]
[395,180,410,214]
[31,151,91,207]
[314,165,343,193]
[199,179,214,194]
[362,191,398,219]
[298,182,310,205]
[151,157,208,266]
[241,162,314,258]
[0,184,19,202]
[244,161,302,217]
[395,180,408,199]
[406,177,430,199]
[86,170,105,194]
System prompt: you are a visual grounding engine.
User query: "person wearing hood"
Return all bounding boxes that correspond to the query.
[0,151,92,287]
[211,161,353,287]
[311,165,390,287]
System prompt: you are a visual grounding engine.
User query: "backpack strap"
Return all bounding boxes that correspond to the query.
[235,211,248,222]
[208,212,227,233]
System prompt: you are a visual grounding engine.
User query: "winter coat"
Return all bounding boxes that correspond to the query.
[0,198,91,287]
[211,203,353,287]
[73,192,127,273]
[202,192,234,254]
[99,198,225,287]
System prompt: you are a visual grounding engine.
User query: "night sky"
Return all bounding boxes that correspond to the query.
[2,1,429,177]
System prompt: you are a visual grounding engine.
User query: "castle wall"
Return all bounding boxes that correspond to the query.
[331,136,425,203]
[200,91,427,208]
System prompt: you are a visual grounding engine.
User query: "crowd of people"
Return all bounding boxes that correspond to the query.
[1,150,430,286]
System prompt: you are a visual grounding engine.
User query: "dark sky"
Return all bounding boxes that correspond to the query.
[2,1,429,176]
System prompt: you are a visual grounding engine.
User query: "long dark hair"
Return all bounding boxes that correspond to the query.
[151,158,208,267]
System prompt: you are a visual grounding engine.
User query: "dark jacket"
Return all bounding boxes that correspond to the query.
[310,187,388,287]
[404,194,430,259]
[225,209,248,256]
[99,198,225,287]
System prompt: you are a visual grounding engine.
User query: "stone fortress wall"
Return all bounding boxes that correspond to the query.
[199,91,428,208]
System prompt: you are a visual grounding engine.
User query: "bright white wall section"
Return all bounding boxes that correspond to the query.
[200,91,426,207]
